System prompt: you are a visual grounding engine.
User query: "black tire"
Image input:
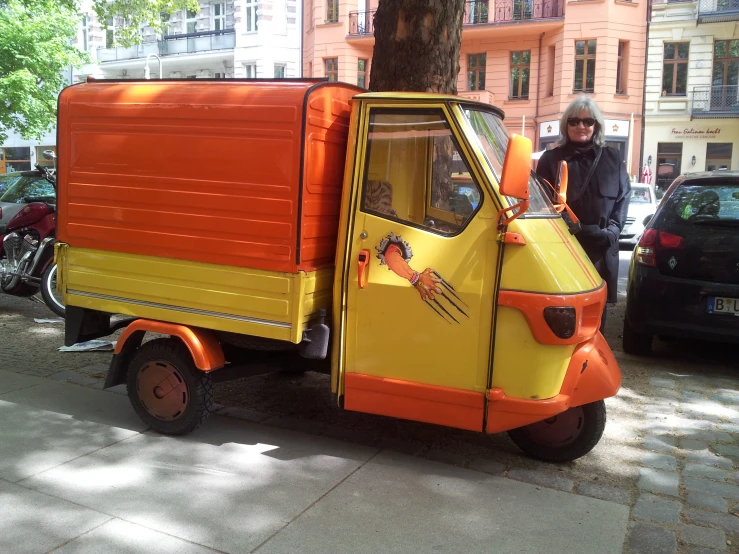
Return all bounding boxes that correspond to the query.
[127,338,214,435]
[507,400,607,463]
[622,316,652,355]
[40,263,65,318]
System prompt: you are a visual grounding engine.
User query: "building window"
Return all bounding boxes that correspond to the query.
[546,46,555,97]
[325,58,338,81]
[82,15,91,51]
[212,2,226,31]
[662,42,689,96]
[712,40,739,87]
[274,64,286,78]
[245,0,258,32]
[35,146,56,168]
[468,53,486,91]
[358,59,367,88]
[0,147,32,173]
[706,143,733,171]
[326,0,339,23]
[105,18,115,48]
[244,63,256,78]
[574,40,596,93]
[214,72,226,79]
[510,51,530,99]
[160,12,171,35]
[616,41,627,94]
[656,142,683,192]
[184,8,198,33]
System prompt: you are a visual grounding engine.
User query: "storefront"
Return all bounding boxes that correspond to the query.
[643,121,739,195]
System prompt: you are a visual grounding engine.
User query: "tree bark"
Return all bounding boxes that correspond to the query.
[369,0,465,94]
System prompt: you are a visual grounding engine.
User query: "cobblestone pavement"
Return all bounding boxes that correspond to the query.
[1,252,738,554]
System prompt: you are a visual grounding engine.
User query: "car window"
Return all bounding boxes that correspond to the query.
[0,173,24,195]
[658,182,739,226]
[630,187,652,204]
[0,175,55,204]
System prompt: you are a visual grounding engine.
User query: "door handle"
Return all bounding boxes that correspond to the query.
[357,249,370,289]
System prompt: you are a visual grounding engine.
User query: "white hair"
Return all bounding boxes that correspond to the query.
[556,96,605,147]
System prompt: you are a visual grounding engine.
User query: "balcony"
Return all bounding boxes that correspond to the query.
[692,85,739,118]
[97,29,235,63]
[698,0,739,22]
[463,0,563,24]
[348,9,376,36]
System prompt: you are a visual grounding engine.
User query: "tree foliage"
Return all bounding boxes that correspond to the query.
[0,0,88,143]
[91,0,200,47]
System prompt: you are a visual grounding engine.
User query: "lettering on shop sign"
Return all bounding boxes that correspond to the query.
[670,127,721,138]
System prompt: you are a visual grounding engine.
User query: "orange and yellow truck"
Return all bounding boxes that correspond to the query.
[54,79,620,462]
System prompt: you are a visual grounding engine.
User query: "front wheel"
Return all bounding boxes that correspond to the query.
[507,400,607,462]
[127,338,215,435]
[40,263,65,318]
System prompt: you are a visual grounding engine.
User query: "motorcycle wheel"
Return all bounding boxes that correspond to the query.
[40,263,65,318]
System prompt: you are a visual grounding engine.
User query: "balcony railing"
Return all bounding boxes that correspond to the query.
[698,0,739,21]
[692,85,739,118]
[97,29,235,62]
[348,9,376,36]
[494,0,564,22]
[464,1,490,23]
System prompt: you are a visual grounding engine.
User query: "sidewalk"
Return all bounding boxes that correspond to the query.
[0,369,629,554]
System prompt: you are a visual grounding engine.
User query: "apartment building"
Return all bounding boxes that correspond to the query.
[643,0,739,194]
[0,1,301,173]
[303,0,647,175]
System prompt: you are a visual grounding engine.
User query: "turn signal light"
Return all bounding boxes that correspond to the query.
[543,306,576,339]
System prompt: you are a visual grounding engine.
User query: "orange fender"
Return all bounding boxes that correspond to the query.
[561,331,621,407]
[115,319,225,371]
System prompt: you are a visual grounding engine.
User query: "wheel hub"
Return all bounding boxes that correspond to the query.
[522,406,585,448]
[136,360,189,421]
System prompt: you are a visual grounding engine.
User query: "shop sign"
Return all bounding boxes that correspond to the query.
[670,127,721,139]
[540,120,559,138]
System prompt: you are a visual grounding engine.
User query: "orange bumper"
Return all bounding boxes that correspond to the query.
[486,332,621,434]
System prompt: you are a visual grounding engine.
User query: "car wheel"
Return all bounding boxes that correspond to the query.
[622,316,652,355]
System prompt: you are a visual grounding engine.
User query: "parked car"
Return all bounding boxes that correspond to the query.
[623,171,739,354]
[0,170,54,203]
[619,183,658,247]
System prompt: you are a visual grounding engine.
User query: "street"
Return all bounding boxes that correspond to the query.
[0,250,738,554]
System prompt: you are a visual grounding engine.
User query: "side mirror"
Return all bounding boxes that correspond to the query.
[556,160,568,203]
[500,134,531,200]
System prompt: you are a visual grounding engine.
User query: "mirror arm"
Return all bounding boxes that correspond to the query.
[497,199,530,229]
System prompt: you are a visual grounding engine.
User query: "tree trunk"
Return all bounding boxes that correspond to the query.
[369,0,465,94]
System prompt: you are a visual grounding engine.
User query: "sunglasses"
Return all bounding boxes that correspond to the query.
[567,117,596,127]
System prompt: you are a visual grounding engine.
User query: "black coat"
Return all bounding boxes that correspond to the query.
[537,143,631,303]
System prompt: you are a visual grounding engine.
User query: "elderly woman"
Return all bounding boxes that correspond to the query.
[536,96,631,331]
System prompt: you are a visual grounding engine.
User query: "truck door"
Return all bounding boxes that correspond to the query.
[341,105,500,432]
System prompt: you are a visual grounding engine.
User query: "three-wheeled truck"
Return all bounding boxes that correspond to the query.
[54,79,620,462]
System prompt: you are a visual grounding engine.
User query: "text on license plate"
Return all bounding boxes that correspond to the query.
[707,296,739,315]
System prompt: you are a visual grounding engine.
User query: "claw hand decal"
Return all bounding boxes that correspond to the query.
[376,233,468,324]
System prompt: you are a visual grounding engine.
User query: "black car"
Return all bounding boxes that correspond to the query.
[623,171,739,354]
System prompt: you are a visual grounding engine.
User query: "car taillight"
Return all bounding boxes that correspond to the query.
[658,231,684,249]
[543,306,576,339]
[636,229,657,267]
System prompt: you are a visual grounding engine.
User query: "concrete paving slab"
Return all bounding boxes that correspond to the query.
[0,370,45,395]
[0,378,146,432]
[0,399,141,482]
[0,479,111,554]
[23,414,378,553]
[256,451,630,554]
[53,519,219,554]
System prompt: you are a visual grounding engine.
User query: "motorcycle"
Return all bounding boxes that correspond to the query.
[0,151,65,318]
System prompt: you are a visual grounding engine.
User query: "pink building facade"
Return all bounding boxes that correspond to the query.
[303,0,647,176]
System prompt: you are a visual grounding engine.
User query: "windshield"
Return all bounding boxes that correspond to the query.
[630,186,653,204]
[0,175,55,204]
[462,107,556,217]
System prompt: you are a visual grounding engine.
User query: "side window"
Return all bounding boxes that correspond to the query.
[360,110,482,235]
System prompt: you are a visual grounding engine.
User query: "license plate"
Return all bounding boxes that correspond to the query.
[707,296,739,316]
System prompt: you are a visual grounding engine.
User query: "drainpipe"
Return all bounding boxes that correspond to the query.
[535,33,544,150]
[638,0,652,175]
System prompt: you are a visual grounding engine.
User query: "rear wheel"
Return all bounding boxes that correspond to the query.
[127,338,214,435]
[507,400,606,462]
[622,316,652,355]
[40,263,65,318]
